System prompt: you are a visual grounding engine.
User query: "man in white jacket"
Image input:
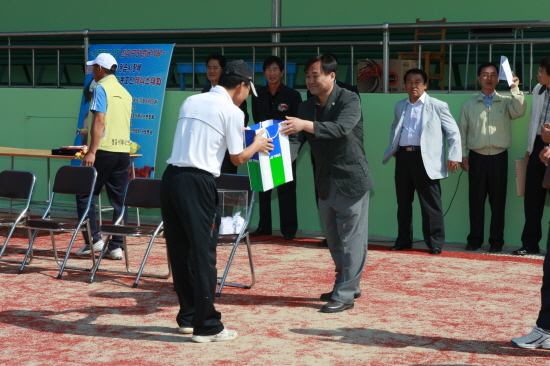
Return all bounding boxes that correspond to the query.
[515,57,550,256]
[383,68,461,255]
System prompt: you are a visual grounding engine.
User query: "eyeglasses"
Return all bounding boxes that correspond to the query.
[538,70,549,76]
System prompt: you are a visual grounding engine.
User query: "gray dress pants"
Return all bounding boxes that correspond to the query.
[318,176,370,304]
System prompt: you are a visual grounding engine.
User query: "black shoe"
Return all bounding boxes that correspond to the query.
[512,247,540,255]
[429,248,442,255]
[250,227,272,237]
[318,239,328,247]
[320,300,354,313]
[320,291,362,302]
[488,246,502,253]
[389,244,413,251]
[465,244,480,251]
[283,234,295,240]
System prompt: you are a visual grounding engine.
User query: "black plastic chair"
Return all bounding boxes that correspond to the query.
[89,178,170,287]
[215,174,256,297]
[0,170,36,264]
[19,165,97,278]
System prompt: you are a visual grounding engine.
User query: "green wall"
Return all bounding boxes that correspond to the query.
[0,0,544,33]
[0,87,544,247]
[282,1,544,25]
[0,1,270,32]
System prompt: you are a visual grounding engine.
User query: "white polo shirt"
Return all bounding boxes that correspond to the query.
[166,86,245,177]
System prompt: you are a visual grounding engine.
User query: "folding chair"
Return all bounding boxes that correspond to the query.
[19,165,97,278]
[89,178,170,288]
[215,174,256,297]
[0,170,36,263]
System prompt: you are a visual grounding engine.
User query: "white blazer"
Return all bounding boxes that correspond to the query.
[382,93,462,180]
[526,83,545,154]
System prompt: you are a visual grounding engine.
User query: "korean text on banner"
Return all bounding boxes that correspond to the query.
[74,44,174,178]
[244,119,293,192]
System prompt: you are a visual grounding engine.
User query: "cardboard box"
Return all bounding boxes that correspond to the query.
[357,59,418,93]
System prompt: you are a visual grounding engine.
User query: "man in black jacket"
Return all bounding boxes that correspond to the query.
[282,54,374,313]
[250,56,302,240]
[306,54,359,247]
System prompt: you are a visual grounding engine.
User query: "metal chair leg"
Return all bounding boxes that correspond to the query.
[56,230,82,279]
[18,229,39,274]
[216,233,256,297]
[0,222,18,259]
[244,234,256,288]
[132,226,166,288]
[56,222,96,278]
[0,218,35,265]
[132,236,155,288]
[89,234,111,283]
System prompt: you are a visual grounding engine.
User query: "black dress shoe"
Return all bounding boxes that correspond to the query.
[389,244,413,251]
[283,234,295,240]
[512,247,540,255]
[429,248,442,255]
[320,291,362,302]
[488,246,502,253]
[318,239,328,247]
[465,243,480,251]
[250,227,272,237]
[320,300,354,313]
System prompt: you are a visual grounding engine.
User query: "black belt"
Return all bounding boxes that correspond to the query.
[399,146,420,152]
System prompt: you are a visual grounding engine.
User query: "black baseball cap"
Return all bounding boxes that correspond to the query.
[223,60,257,96]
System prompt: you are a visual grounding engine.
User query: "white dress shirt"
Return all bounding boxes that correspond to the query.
[399,92,426,147]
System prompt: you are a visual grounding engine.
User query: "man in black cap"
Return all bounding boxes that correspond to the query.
[161,60,273,343]
[201,53,250,174]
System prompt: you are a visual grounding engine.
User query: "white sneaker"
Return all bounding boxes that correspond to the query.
[191,328,238,343]
[511,326,550,349]
[178,327,193,334]
[104,247,123,260]
[75,240,104,256]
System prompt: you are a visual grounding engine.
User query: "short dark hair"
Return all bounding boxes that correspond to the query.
[263,55,284,72]
[96,64,116,75]
[104,66,116,75]
[540,57,550,75]
[206,53,226,68]
[218,73,250,90]
[477,62,499,76]
[304,54,338,75]
[325,53,339,63]
[404,68,428,84]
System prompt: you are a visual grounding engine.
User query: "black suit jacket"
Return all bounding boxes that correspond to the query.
[290,84,374,200]
[202,85,249,126]
[252,84,302,123]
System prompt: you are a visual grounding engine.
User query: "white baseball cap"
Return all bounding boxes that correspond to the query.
[86,53,118,70]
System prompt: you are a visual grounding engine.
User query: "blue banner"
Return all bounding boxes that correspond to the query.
[74,44,174,178]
